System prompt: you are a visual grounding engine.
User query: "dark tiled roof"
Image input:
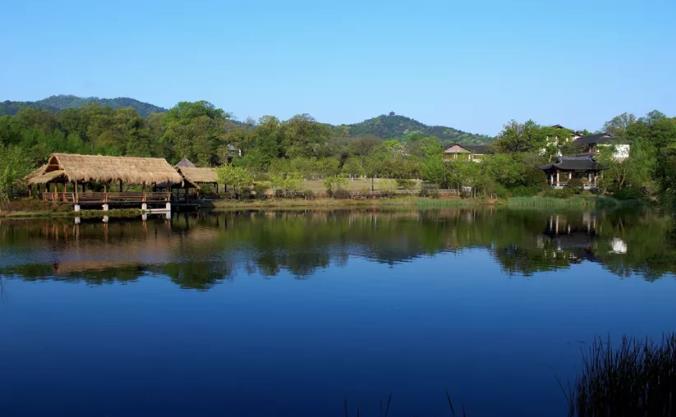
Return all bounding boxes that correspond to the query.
[541,156,602,171]
[574,133,614,146]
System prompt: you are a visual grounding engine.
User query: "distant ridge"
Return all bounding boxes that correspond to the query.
[342,112,492,145]
[0,96,491,144]
[0,95,166,117]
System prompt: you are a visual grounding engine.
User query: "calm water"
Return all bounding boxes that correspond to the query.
[1,208,675,417]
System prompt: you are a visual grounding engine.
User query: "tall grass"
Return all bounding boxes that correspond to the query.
[415,198,483,209]
[568,334,676,417]
[506,196,618,210]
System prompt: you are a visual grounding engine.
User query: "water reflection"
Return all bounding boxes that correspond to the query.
[0,208,674,288]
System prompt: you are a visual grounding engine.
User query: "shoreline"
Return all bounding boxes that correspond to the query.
[0,195,637,220]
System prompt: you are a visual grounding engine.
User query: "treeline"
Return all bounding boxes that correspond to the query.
[0,101,675,203]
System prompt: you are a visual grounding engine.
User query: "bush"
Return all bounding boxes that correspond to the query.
[542,186,577,199]
[324,175,348,196]
[419,182,440,198]
[396,178,417,190]
[567,177,584,193]
[300,190,315,200]
[217,165,254,199]
[331,189,352,199]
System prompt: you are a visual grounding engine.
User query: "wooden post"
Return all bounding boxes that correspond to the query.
[119,180,123,192]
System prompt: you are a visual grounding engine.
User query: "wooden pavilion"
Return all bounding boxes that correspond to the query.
[175,166,221,197]
[540,155,603,189]
[26,153,183,210]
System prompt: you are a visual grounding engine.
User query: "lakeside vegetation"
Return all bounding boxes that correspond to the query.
[0,100,674,209]
[568,334,676,417]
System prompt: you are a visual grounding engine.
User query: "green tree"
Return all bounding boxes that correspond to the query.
[495,120,547,153]
[0,145,31,202]
[598,140,656,197]
[603,112,637,138]
[217,165,253,199]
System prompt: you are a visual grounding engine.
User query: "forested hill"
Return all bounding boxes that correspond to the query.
[0,95,166,117]
[342,113,492,144]
[1,96,490,144]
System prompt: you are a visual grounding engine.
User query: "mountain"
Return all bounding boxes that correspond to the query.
[0,95,166,117]
[0,96,490,144]
[341,112,492,144]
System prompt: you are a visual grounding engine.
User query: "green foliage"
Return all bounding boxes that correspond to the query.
[421,155,450,188]
[597,140,657,198]
[342,113,492,145]
[323,175,348,195]
[216,165,253,198]
[270,172,303,197]
[0,145,31,201]
[495,120,547,153]
[1,97,674,204]
[0,94,166,117]
[396,178,417,190]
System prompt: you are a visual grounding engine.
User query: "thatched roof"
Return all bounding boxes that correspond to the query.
[28,169,66,185]
[27,153,183,185]
[175,158,196,168]
[177,167,219,184]
[25,164,47,181]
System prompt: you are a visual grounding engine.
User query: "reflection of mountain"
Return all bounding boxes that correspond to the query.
[0,208,674,288]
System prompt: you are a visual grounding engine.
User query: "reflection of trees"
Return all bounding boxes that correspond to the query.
[155,261,233,290]
[0,208,674,288]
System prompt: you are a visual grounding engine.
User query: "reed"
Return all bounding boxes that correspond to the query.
[506,196,598,210]
[414,198,484,209]
[568,334,676,417]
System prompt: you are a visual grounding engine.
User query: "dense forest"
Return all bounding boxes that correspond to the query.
[0,95,166,117]
[0,99,674,205]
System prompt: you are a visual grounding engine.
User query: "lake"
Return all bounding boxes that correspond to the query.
[1,208,675,417]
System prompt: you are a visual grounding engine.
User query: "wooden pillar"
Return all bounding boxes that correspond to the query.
[556,171,560,187]
[74,180,79,203]
[119,180,123,192]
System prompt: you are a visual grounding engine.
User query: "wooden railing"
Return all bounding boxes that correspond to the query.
[42,191,171,204]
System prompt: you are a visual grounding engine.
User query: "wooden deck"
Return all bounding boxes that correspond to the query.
[42,191,172,205]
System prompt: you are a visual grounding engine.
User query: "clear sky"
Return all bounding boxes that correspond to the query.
[2,0,675,135]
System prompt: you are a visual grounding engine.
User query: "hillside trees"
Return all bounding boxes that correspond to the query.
[495,120,547,153]
[0,145,31,201]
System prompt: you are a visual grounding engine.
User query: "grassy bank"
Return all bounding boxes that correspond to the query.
[209,196,489,211]
[504,195,633,211]
[1,195,640,218]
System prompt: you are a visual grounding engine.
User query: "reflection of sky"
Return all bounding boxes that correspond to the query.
[1,249,676,417]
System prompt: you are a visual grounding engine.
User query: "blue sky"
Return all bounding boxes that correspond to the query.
[2,0,675,135]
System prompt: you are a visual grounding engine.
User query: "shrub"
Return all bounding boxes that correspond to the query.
[396,178,417,190]
[419,182,440,198]
[331,189,352,199]
[217,165,254,199]
[324,175,348,196]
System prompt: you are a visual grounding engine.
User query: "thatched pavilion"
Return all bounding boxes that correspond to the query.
[27,153,183,210]
[175,166,221,196]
